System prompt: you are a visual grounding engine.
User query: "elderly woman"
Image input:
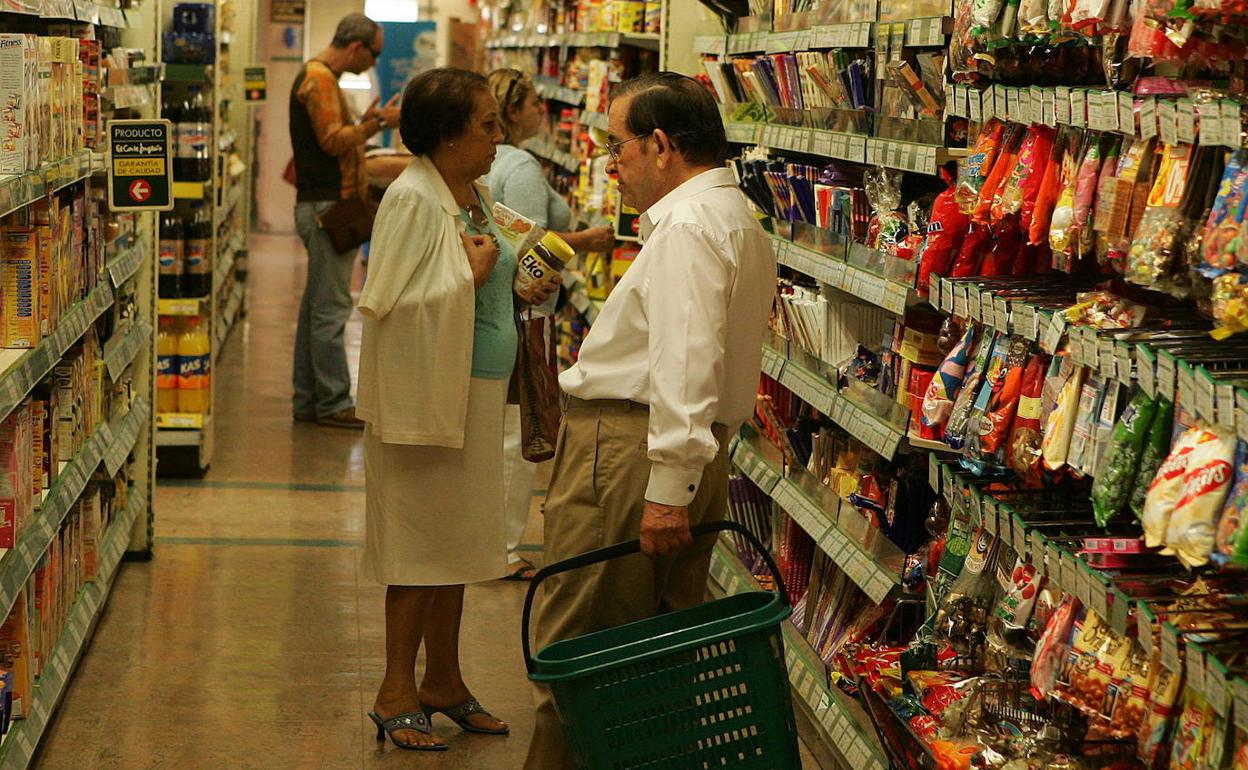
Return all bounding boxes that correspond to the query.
[485,68,615,580]
[357,67,557,751]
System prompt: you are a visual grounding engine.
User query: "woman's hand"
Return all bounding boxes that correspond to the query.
[461,233,499,288]
[527,276,562,306]
[580,226,616,253]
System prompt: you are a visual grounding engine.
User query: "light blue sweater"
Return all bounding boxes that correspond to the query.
[485,144,573,231]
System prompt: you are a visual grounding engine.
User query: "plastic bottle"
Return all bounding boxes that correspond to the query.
[176,88,210,181]
[158,212,184,298]
[177,315,211,414]
[157,317,182,414]
[183,206,209,298]
[190,87,212,181]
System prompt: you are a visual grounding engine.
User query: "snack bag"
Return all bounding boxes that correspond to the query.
[1201,150,1248,272]
[1170,687,1214,770]
[1032,594,1080,700]
[1041,358,1086,471]
[1007,354,1048,482]
[974,125,1024,224]
[1107,640,1152,740]
[956,121,1006,213]
[976,337,1030,465]
[1130,396,1174,522]
[919,181,972,297]
[962,336,1014,469]
[1069,136,1108,255]
[1029,131,1068,246]
[1215,440,1248,565]
[1091,388,1159,526]
[949,221,993,278]
[1165,424,1237,568]
[945,331,996,449]
[987,558,1043,655]
[922,324,977,429]
[1141,424,1202,548]
[1066,375,1106,476]
[1127,144,1194,288]
[1049,139,1082,258]
[992,126,1056,225]
[1138,652,1183,767]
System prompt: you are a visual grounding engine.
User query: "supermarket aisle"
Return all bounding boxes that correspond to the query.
[34,233,819,769]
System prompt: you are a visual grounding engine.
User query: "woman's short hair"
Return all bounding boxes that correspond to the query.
[488,68,536,144]
[612,72,727,166]
[399,68,490,156]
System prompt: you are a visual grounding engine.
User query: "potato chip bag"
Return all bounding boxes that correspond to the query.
[1165,424,1237,568]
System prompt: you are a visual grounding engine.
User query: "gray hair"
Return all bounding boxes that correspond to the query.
[331,13,379,48]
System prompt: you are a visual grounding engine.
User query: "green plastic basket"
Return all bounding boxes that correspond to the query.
[522,520,801,769]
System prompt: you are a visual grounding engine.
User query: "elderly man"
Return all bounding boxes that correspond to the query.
[523,72,777,769]
[288,13,399,428]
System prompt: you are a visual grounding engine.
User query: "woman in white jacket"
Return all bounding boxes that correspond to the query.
[356,67,557,752]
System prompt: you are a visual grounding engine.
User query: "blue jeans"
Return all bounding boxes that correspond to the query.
[293,201,356,418]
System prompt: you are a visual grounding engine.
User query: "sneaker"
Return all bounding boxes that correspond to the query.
[317,407,366,429]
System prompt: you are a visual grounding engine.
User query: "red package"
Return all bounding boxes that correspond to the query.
[1013,242,1052,275]
[1069,137,1107,255]
[918,180,972,296]
[1029,132,1070,245]
[909,715,941,742]
[956,120,1006,213]
[979,337,1030,459]
[974,125,1026,224]
[993,126,1057,227]
[1007,353,1049,482]
[979,219,1024,277]
[949,221,993,278]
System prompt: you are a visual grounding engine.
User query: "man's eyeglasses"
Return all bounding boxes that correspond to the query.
[366,42,383,59]
[606,134,648,162]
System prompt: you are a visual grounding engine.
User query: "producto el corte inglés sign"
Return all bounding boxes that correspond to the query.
[107,119,174,212]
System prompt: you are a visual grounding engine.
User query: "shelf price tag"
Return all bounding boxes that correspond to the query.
[1040,313,1067,355]
[1157,350,1179,401]
[1118,92,1135,135]
[1177,99,1197,144]
[1071,89,1087,127]
[1159,100,1179,146]
[1161,622,1182,672]
[1030,531,1047,576]
[969,88,983,122]
[1196,368,1218,425]
[1137,345,1157,398]
[1055,86,1071,124]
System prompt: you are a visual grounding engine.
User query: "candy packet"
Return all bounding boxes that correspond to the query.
[1201,149,1248,273]
[956,121,1007,214]
[1107,640,1152,740]
[1170,687,1214,770]
[1029,129,1070,246]
[1138,648,1184,767]
[987,558,1043,656]
[1065,374,1106,476]
[1214,440,1248,566]
[1091,388,1159,526]
[974,124,1026,224]
[962,336,1015,471]
[919,179,972,297]
[1049,134,1085,261]
[975,337,1032,470]
[923,324,978,429]
[1007,354,1049,483]
[1165,423,1237,568]
[1031,595,1080,700]
[1127,143,1195,288]
[945,330,997,449]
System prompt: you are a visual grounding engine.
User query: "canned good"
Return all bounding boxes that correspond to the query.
[514,231,575,303]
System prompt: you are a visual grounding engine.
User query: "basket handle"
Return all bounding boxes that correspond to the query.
[521,519,787,673]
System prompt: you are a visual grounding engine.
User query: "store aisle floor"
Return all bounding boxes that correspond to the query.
[34,233,820,769]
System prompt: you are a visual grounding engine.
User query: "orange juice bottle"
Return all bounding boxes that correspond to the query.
[156,317,181,414]
[177,315,211,414]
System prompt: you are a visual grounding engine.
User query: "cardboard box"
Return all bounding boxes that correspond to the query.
[0,590,33,720]
[0,35,34,174]
[0,403,33,550]
[0,227,40,349]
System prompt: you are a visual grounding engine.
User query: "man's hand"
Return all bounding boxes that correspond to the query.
[363,93,402,130]
[640,502,692,558]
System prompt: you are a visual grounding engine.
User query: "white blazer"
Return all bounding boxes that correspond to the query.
[357,155,492,447]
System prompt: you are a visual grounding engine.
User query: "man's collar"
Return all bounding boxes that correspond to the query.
[638,166,736,239]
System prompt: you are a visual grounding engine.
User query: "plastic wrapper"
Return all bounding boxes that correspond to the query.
[1138,649,1184,767]
[1065,374,1105,476]
[919,181,972,297]
[1215,440,1248,566]
[992,128,1054,225]
[1049,138,1082,258]
[1041,357,1085,471]
[1130,396,1175,521]
[1067,0,1113,31]
[949,221,993,278]
[1070,136,1108,257]
[987,558,1042,655]
[923,324,977,429]
[1106,640,1152,739]
[1170,688,1215,770]
[1141,423,1202,548]
[956,121,1006,214]
[1201,150,1248,273]
[945,332,996,449]
[1127,144,1194,288]
[866,168,907,253]
[1165,423,1237,568]
[976,337,1031,467]
[974,125,1025,224]
[1007,354,1048,483]
[1091,389,1159,526]
[932,528,998,657]
[962,337,1014,470]
[972,0,1007,36]
[1029,130,1069,247]
[979,219,1024,277]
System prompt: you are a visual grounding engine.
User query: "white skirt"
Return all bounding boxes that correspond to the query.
[362,377,509,586]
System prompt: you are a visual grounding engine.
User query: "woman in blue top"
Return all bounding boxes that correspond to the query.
[485,68,615,580]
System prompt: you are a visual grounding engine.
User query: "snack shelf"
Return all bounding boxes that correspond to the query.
[927,274,1248,442]
[708,542,891,770]
[724,22,885,55]
[102,318,152,382]
[2,0,127,25]
[521,136,580,173]
[105,237,148,288]
[533,78,587,106]
[770,234,915,315]
[732,435,903,602]
[0,485,146,770]
[0,151,94,221]
[485,31,661,50]
[102,397,150,476]
[0,394,147,627]
[0,281,115,427]
[865,138,965,176]
[764,342,908,460]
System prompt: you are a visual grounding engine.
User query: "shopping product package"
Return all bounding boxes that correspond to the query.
[1214,440,1248,565]
[956,121,1006,213]
[1200,149,1248,273]
[1041,356,1086,472]
[1006,353,1049,483]
[1141,423,1202,548]
[1164,423,1237,568]
[1091,388,1159,526]
[918,181,972,296]
[944,330,996,449]
[922,323,977,430]
[1130,396,1175,521]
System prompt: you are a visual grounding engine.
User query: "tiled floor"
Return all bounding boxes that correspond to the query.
[34,233,821,769]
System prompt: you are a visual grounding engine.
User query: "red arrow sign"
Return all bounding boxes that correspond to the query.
[128,179,151,202]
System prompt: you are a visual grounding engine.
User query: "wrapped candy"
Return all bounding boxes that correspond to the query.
[976,337,1031,467]
[1069,135,1109,257]
[1201,150,1248,273]
[956,121,1006,213]
[866,168,908,254]
[1127,143,1195,288]
[922,324,978,429]
[1007,354,1049,482]
[1214,440,1248,565]
[1049,136,1083,260]
[1031,594,1079,700]
[974,124,1026,224]
[945,331,997,449]
[1029,130,1069,246]
[918,179,972,296]
[1165,423,1237,568]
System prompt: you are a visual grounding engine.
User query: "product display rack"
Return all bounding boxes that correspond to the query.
[0,0,160,761]
[155,0,251,475]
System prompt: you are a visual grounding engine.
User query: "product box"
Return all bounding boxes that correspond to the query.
[0,590,33,720]
[0,226,41,349]
[30,198,54,339]
[36,37,52,165]
[80,490,98,580]
[0,34,35,175]
[0,403,33,550]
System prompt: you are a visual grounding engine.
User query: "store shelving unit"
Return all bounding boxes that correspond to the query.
[0,0,160,761]
[155,0,251,474]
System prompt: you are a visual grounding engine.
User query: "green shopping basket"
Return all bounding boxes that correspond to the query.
[522,520,800,769]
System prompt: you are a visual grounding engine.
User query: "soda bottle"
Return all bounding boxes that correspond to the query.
[177,315,211,414]
[158,212,184,298]
[176,88,210,181]
[183,207,209,298]
[163,93,181,169]
[189,87,212,181]
[157,316,182,414]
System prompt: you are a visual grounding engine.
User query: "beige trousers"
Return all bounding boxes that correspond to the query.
[522,398,730,770]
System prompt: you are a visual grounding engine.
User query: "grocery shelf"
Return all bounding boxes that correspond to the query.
[865,138,965,176]
[521,136,580,173]
[105,237,148,288]
[0,485,146,770]
[103,397,150,476]
[0,151,94,220]
[724,122,764,144]
[0,281,115,428]
[770,234,915,315]
[486,30,661,50]
[762,124,869,164]
[102,318,153,382]
[101,83,155,110]
[731,435,902,603]
[533,79,587,106]
[158,297,207,317]
[764,342,908,460]
[708,544,890,770]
